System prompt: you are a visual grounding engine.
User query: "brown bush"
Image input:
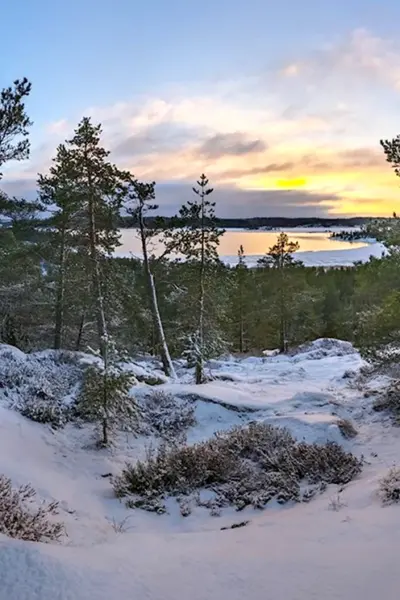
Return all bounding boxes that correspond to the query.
[114,422,362,513]
[373,383,400,424]
[0,475,65,543]
[379,467,400,505]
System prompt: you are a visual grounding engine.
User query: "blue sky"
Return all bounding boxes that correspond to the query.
[3,0,400,216]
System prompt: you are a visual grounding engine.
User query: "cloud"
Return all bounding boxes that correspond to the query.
[112,122,200,159]
[280,28,400,91]
[219,162,294,179]
[337,148,385,169]
[197,132,267,159]
[3,27,399,218]
[1,176,339,217]
[151,183,339,218]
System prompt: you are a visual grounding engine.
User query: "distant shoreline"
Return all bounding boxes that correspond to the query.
[117,216,374,229]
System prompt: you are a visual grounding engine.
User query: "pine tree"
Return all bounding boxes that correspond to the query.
[77,336,138,446]
[164,174,224,383]
[354,134,400,365]
[0,78,32,172]
[38,144,83,349]
[125,178,176,378]
[51,117,128,357]
[235,245,248,352]
[257,233,301,352]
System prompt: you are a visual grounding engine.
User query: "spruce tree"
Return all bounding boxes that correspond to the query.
[77,336,138,446]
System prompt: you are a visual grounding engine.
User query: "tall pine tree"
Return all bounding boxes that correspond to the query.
[43,117,128,356]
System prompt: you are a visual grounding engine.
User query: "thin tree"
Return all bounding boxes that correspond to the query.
[165,174,224,383]
[236,245,248,353]
[125,178,176,378]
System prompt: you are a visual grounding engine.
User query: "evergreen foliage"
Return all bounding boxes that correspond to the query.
[77,336,138,446]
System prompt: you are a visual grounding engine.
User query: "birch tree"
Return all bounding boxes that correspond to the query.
[125,178,176,378]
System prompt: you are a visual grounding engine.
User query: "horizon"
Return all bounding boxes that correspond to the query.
[3,0,400,218]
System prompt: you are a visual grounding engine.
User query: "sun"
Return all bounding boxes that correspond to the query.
[276,178,307,189]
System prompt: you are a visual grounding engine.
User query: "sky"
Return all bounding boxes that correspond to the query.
[3,0,400,217]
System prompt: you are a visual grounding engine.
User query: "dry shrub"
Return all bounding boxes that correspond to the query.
[0,475,65,542]
[114,422,362,513]
[379,467,400,505]
[373,383,400,424]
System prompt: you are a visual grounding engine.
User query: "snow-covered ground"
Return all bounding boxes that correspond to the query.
[0,339,399,599]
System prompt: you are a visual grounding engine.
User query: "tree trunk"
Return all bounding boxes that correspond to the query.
[279,266,286,353]
[87,169,108,358]
[102,418,108,446]
[196,195,206,384]
[54,227,66,349]
[75,310,86,351]
[238,275,244,353]
[138,208,176,379]
[239,315,244,353]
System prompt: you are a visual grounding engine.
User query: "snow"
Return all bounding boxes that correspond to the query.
[0,338,400,599]
[221,241,386,267]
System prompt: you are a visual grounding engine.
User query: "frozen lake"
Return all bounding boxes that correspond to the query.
[117,227,386,267]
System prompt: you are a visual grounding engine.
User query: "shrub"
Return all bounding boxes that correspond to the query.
[0,475,65,542]
[140,390,196,442]
[17,391,71,428]
[373,383,400,424]
[379,467,400,505]
[0,349,82,427]
[114,422,362,513]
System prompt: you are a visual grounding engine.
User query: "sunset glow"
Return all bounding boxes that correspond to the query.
[3,6,400,217]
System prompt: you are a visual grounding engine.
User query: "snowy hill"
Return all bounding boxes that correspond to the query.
[0,339,399,599]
